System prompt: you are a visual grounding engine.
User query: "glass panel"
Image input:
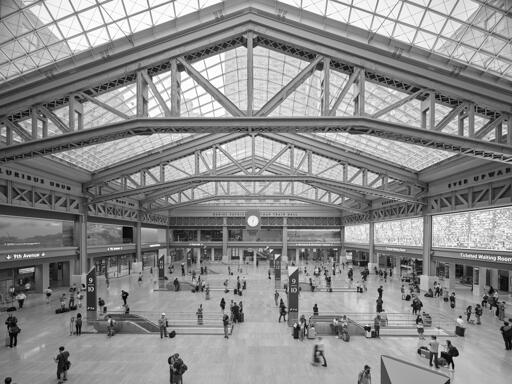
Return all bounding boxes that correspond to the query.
[374,217,423,246]
[345,224,370,244]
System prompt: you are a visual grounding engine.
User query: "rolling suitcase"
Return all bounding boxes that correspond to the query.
[307,326,316,339]
[169,330,176,338]
[417,346,431,359]
[341,332,350,342]
[234,289,238,295]
[455,325,465,337]
[238,290,242,296]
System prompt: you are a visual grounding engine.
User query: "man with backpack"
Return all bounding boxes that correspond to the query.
[440,340,459,370]
[54,346,70,384]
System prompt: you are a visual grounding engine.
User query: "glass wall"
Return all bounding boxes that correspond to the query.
[228,229,242,241]
[0,215,73,250]
[433,206,512,251]
[344,224,369,244]
[374,218,423,246]
[141,227,166,243]
[172,230,198,242]
[288,229,340,242]
[201,230,222,241]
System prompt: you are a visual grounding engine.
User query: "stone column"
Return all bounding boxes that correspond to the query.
[340,225,345,264]
[222,218,228,262]
[211,247,215,262]
[446,263,456,291]
[282,217,288,265]
[367,222,377,270]
[135,222,142,261]
[489,268,499,290]
[34,263,49,293]
[420,215,435,291]
[197,230,201,265]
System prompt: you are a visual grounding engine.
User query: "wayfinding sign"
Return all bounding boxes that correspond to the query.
[288,266,299,326]
[86,266,97,320]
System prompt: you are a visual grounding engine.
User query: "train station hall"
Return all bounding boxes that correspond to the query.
[0,0,512,383]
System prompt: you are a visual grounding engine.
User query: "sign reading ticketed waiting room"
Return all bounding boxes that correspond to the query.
[433,249,512,265]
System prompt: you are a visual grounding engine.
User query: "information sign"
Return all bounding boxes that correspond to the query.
[86,266,97,320]
[288,266,299,326]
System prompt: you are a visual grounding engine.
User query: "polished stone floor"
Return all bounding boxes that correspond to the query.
[1,263,511,383]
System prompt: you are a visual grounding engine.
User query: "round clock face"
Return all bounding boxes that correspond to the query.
[247,215,260,227]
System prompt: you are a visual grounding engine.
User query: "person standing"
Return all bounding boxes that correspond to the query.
[106,315,115,337]
[466,305,473,322]
[498,302,506,321]
[54,346,70,384]
[373,315,381,337]
[75,313,82,336]
[377,285,383,298]
[121,290,129,306]
[416,315,425,340]
[223,313,230,339]
[159,313,168,338]
[68,290,75,309]
[196,304,203,325]
[313,304,319,316]
[69,316,75,336]
[60,294,66,311]
[428,335,440,368]
[220,297,226,312]
[358,365,372,384]
[138,272,143,287]
[500,321,512,350]
[475,304,483,325]
[274,290,279,306]
[449,292,456,309]
[45,286,52,304]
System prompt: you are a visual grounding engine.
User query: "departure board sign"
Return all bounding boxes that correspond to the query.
[288,266,299,326]
[86,266,97,320]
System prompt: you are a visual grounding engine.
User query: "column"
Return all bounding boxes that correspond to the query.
[76,211,88,275]
[473,267,486,297]
[489,268,499,290]
[211,248,215,262]
[508,271,512,293]
[420,215,435,291]
[340,225,345,264]
[197,230,201,266]
[222,218,228,262]
[34,263,49,293]
[446,263,456,291]
[282,217,288,265]
[367,222,377,270]
[135,222,142,262]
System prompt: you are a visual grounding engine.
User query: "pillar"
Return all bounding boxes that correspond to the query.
[282,217,288,265]
[197,230,201,265]
[76,211,88,275]
[446,263,456,291]
[508,271,512,293]
[340,225,345,264]
[222,218,228,262]
[135,222,142,262]
[489,268,499,290]
[211,247,215,262]
[420,215,435,291]
[367,222,377,270]
[473,267,486,297]
[34,263,49,293]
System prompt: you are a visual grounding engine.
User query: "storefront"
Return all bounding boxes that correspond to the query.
[0,247,77,296]
[88,244,136,278]
[374,246,423,275]
[343,243,370,267]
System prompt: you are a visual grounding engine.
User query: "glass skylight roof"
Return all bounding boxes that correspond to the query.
[0,0,510,83]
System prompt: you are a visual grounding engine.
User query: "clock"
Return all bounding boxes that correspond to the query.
[247,215,260,227]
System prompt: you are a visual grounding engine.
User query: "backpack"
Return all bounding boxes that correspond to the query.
[180,364,188,375]
[451,347,459,357]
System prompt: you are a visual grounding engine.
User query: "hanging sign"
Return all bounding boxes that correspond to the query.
[86,266,97,319]
[288,266,299,326]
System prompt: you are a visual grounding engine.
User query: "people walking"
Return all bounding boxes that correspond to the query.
[475,304,483,325]
[54,346,70,384]
[15,292,26,309]
[312,337,327,367]
[159,313,168,338]
[278,299,287,322]
[440,340,459,370]
[5,315,19,348]
[45,286,52,304]
[223,313,230,339]
[106,315,115,337]
[358,365,372,384]
[500,321,512,350]
[449,292,456,309]
[373,315,381,337]
[416,315,425,340]
[121,290,129,306]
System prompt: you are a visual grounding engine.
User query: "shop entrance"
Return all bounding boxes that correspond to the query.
[298,248,338,265]
[499,271,509,291]
[49,262,66,287]
[94,254,136,278]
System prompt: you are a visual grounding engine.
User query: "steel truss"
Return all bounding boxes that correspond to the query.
[0,2,511,218]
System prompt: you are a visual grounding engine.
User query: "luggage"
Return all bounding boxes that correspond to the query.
[169,330,176,338]
[234,289,238,295]
[69,305,77,311]
[371,330,377,338]
[224,289,229,293]
[438,357,447,367]
[365,330,372,338]
[293,326,299,339]
[6,307,16,312]
[417,346,431,359]
[455,325,465,337]
[55,308,70,314]
[405,294,411,301]
[307,326,316,339]
[341,332,350,342]
[238,290,242,296]
[443,297,449,302]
